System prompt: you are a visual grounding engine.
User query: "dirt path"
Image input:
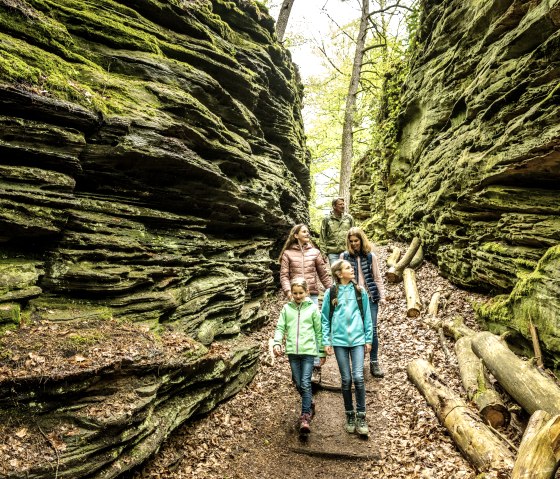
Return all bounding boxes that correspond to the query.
[131,245,515,479]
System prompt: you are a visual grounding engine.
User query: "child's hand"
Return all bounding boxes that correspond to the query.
[365,344,372,354]
[325,346,334,356]
[273,345,283,357]
[319,357,327,366]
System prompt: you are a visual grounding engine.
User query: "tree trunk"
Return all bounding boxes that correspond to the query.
[386,237,421,282]
[455,336,510,428]
[403,268,422,317]
[387,247,401,268]
[409,245,424,270]
[512,411,560,479]
[276,0,296,42]
[442,316,475,341]
[471,332,560,415]
[339,0,369,206]
[424,291,441,328]
[407,359,515,473]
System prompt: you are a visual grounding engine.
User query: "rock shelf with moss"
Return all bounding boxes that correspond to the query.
[0,1,307,477]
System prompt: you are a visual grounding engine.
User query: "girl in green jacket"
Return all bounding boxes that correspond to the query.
[273,278,325,434]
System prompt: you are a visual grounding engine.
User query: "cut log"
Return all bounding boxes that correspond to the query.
[428,291,441,317]
[386,237,421,282]
[471,332,560,415]
[407,359,515,473]
[442,316,475,341]
[425,291,442,328]
[512,411,560,479]
[403,268,422,318]
[408,245,424,270]
[386,247,401,268]
[455,336,510,428]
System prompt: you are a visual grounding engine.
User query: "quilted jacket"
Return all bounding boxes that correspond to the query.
[280,243,332,296]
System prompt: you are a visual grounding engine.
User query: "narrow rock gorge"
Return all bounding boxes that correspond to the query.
[353,0,560,361]
[0,1,308,477]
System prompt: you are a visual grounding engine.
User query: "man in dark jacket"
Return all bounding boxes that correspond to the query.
[320,197,354,265]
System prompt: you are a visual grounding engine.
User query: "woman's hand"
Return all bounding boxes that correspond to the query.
[325,346,334,356]
[273,345,283,357]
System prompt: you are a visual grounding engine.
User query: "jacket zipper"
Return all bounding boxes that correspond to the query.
[296,303,301,354]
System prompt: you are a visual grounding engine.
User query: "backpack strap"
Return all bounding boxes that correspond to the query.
[353,283,365,321]
[328,284,337,321]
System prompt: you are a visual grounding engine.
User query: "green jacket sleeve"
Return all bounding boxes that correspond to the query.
[321,288,332,347]
[313,307,325,357]
[273,306,287,346]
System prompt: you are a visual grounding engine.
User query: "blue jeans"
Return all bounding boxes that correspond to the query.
[333,345,366,413]
[309,295,321,368]
[328,253,341,266]
[288,354,315,415]
[370,300,379,362]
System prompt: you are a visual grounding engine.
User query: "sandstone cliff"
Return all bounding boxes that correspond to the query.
[0,1,307,477]
[352,0,560,358]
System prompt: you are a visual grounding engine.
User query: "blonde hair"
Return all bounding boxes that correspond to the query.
[346,227,372,255]
[278,224,315,262]
[330,259,351,285]
[329,259,360,309]
[290,278,308,292]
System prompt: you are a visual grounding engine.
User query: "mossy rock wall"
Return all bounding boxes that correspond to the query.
[475,244,560,364]
[353,0,560,293]
[0,1,307,477]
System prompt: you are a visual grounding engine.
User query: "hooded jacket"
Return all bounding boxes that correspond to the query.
[274,298,325,357]
[321,283,373,347]
[280,242,332,296]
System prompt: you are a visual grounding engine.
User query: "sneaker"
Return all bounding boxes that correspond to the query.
[370,361,385,378]
[356,412,369,436]
[345,411,356,434]
[310,400,316,419]
[299,413,311,434]
[311,366,322,384]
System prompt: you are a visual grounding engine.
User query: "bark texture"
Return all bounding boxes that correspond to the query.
[407,358,515,473]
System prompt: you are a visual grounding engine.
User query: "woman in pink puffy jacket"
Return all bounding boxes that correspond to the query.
[279,224,332,383]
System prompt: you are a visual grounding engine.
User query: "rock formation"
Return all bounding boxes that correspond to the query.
[352,0,560,352]
[0,1,308,477]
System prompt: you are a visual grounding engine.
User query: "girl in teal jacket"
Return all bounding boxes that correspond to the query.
[321,259,372,436]
[273,278,325,434]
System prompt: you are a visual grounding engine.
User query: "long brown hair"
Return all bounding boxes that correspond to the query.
[278,224,314,262]
[346,227,372,256]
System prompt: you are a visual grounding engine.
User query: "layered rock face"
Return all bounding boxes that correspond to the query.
[0,1,308,477]
[388,0,559,292]
[353,0,559,356]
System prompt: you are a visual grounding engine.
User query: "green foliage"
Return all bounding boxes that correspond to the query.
[301,1,418,231]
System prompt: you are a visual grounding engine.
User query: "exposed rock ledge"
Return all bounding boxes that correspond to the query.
[354,0,560,292]
[0,0,307,476]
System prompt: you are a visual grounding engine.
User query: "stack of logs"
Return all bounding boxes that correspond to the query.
[389,238,560,477]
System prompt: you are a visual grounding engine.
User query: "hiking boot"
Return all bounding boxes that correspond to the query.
[345,411,356,434]
[310,400,316,419]
[356,412,369,436]
[370,361,385,378]
[299,413,311,434]
[311,366,322,385]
